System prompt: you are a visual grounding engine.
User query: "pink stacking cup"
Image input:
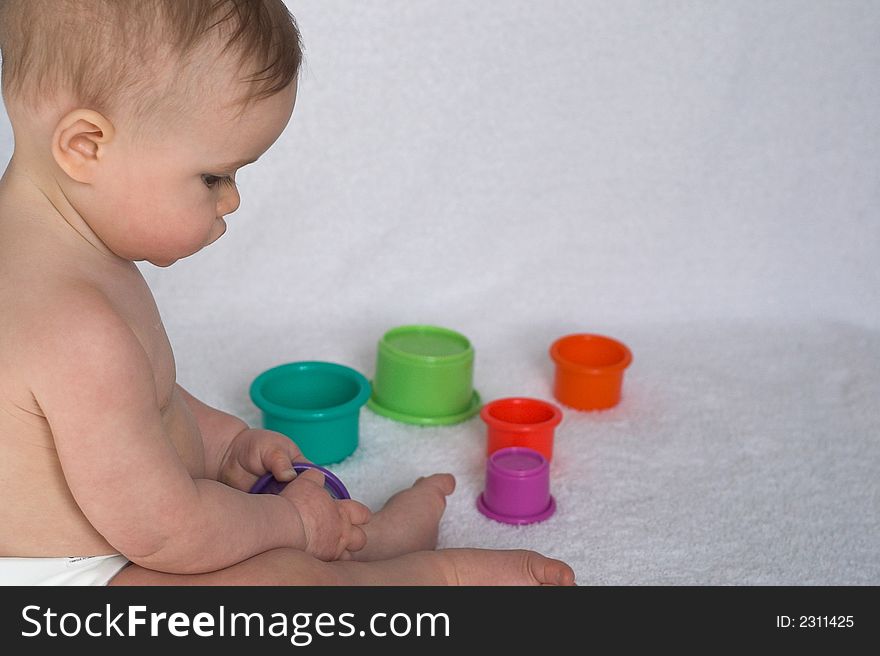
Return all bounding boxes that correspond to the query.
[477,447,556,525]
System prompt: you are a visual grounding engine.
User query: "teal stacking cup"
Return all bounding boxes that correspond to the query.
[367,325,481,426]
[250,361,371,465]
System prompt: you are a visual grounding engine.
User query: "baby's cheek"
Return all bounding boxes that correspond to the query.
[165,209,218,251]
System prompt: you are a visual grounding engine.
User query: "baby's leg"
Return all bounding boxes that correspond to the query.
[109,548,575,586]
[110,548,335,585]
[335,549,576,586]
[355,473,455,561]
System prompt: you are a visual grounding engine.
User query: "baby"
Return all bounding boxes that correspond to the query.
[0,0,574,586]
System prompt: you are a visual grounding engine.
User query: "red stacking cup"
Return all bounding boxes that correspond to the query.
[480,397,563,462]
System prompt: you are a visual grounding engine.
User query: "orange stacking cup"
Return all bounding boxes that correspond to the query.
[549,334,632,410]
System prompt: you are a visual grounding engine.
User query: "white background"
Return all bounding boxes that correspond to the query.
[151,0,880,331]
[2,1,877,583]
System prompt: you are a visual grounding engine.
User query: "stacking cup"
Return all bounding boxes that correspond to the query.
[249,361,371,465]
[480,397,562,461]
[549,334,632,410]
[367,325,481,425]
[477,447,556,525]
[250,463,351,500]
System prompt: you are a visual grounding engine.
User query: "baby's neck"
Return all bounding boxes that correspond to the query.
[0,155,128,268]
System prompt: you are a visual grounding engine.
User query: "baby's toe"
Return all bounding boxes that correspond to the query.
[415,473,456,496]
[526,553,576,586]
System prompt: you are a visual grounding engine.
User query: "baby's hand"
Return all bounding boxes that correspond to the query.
[279,468,371,561]
[219,428,306,491]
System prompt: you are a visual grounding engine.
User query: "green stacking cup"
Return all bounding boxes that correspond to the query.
[250,361,371,465]
[367,325,481,426]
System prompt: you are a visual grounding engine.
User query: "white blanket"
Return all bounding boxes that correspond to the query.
[2,0,876,584]
[165,319,880,584]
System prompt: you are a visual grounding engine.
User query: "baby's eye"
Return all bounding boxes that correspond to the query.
[201,174,236,189]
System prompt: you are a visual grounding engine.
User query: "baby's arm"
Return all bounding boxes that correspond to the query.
[175,385,302,491]
[27,292,320,574]
[176,388,371,560]
[174,384,249,481]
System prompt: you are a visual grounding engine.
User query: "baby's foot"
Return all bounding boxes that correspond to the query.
[439,548,576,586]
[354,473,455,561]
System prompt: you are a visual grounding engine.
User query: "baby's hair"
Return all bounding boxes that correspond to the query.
[0,0,303,135]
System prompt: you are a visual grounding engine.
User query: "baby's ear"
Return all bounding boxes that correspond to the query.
[51,109,116,183]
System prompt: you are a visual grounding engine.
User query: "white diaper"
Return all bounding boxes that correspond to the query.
[0,554,131,586]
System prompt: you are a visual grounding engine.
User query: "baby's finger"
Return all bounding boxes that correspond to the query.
[264,448,296,481]
[345,524,368,554]
[296,467,326,489]
[338,499,371,526]
[261,431,308,466]
[266,434,305,464]
[281,441,307,464]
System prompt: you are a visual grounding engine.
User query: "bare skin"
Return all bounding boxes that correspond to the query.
[354,474,456,561]
[110,475,574,586]
[0,37,575,586]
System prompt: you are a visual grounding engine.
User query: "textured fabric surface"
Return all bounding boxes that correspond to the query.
[165,319,880,585]
[1,1,877,584]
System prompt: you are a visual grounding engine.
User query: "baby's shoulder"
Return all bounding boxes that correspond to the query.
[3,279,144,382]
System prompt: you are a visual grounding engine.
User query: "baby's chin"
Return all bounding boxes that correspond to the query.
[147,259,176,268]
[140,219,228,266]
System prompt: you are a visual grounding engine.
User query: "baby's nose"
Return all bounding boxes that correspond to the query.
[217,186,241,216]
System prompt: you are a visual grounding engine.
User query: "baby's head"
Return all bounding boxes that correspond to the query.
[0,0,303,265]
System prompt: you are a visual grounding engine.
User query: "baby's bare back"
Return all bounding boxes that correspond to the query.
[0,207,205,557]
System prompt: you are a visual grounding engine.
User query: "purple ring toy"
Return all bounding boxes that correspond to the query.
[249,462,351,500]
